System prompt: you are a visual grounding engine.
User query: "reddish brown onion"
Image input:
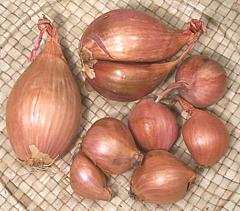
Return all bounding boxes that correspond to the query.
[131,150,196,204]
[6,16,81,167]
[70,153,112,201]
[83,43,196,101]
[80,9,206,62]
[81,117,143,174]
[175,55,227,107]
[176,97,229,167]
[129,98,178,151]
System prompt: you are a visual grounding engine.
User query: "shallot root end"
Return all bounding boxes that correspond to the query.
[26,145,54,167]
[81,47,94,63]
[82,64,96,79]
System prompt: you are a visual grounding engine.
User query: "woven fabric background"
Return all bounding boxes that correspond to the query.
[0,0,240,210]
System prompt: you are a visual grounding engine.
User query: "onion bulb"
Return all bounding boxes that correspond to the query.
[175,55,227,107]
[131,150,196,204]
[176,96,229,167]
[81,117,143,175]
[6,16,81,167]
[70,153,112,201]
[80,9,206,62]
[129,98,178,151]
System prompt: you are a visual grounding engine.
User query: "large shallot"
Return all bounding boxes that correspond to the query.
[6,16,81,167]
[80,9,205,62]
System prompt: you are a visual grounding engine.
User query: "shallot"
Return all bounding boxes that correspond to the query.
[70,153,112,201]
[175,55,227,107]
[131,150,196,204]
[81,117,143,174]
[6,16,81,167]
[129,98,178,151]
[176,96,229,167]
[80,9,206,62]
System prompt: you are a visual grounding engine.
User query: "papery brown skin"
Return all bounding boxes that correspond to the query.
[80,9,205,62]
[6,19,81,167]
[182,109,229,167]
[129,98,178,151]
[175,55,227,107]
[70,153,112,201]
[81,117,143,175]
[131,150,196,204]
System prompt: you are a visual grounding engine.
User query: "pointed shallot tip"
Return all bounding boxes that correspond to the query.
[175,96,195,115]
[155,96,161,104]
[196,166,205,173]
[78,142,82,150]
[29,15,55,61]
[188,19,207,35]
[132,152,144,168]
[129,185,136,199]
[109,188,116,198]
[187,172,197,192]
[190,172,197,183]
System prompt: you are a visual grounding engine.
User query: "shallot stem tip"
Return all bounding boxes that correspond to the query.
[155,81,189,103]
[30,15,54,61]
[175,96,195,115]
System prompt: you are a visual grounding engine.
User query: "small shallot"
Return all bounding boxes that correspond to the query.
[175,55,227,107]
[129,98,178,151]
[131,150,196,204]
[81,117,143,175]
[70,153,112,201]
[176,96,229,167]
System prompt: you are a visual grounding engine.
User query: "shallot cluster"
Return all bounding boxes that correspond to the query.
[5,8,231,207]
[80,9,206,101]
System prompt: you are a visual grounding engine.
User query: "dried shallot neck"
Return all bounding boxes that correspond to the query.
[30,15,57,61]
[175,96,195,115]
[155,81,189,103]
[184,19,207,38]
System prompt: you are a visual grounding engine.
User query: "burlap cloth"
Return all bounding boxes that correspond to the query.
[0,0,239,210]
